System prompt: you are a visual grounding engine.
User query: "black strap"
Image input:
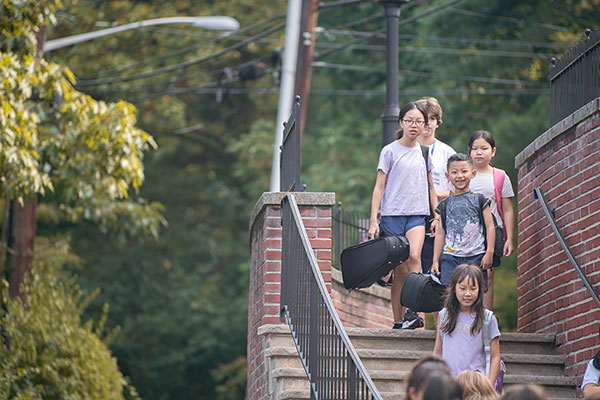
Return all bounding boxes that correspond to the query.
[420,145,433,225]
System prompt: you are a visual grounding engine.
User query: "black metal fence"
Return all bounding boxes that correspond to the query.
[280,95,303,192]
[332,203,370,270]
[550,27,600,125]
[280,194,383,400]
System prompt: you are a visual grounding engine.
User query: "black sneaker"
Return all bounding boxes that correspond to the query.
[401,308,424,329]
[392,322,403,329]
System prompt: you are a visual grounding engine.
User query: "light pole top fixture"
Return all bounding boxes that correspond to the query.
[44,16,240,52]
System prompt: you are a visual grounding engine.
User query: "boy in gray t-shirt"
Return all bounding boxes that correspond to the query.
[431,154,495,287]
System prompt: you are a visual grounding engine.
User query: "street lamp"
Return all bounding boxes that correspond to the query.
[43,16,240,52]
[377,0,410,147]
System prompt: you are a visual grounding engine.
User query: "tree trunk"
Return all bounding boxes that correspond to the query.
[7,199,37,299]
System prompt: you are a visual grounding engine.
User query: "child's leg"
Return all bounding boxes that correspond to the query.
[391,264,408,322]
[391,224,425,322]
[484,268,495,309]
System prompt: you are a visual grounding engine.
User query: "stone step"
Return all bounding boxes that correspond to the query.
[260,324,576,399]
[272,367,577,399]
[277,389,575,400]
[260,325,558,355]
[267,346,567,376]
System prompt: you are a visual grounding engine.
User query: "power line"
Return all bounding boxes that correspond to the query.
[81,13,286,80]
[319,0,366,9]
[121,86,548,102]
[322,29,570,50]
[311,61,542,86]
[449,8,569,32]
[75,22,285,87]
[314,0,464,60]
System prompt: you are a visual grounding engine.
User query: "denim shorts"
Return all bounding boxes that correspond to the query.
[440,253,488,291]
[380,215,426,237]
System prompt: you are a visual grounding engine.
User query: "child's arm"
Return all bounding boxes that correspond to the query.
[433,325,442,355]
[502,197,515,257]
[488,336,501,386]
[368,171,387,239]
[481,207,495,270]
[583,384,600,399]
[428,171,439,236]
[431,220,445,276]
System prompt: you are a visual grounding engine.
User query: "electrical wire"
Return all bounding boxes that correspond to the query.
[78,14,286,80]
[75,22,285,87]
[311,61,542,86]
[449,8,569,32]
[319,0,367,9]
[314,0,464,60]
[120,86,548,103]
[322,29,570,50]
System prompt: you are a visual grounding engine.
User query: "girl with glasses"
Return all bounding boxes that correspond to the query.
[368,101,439,329]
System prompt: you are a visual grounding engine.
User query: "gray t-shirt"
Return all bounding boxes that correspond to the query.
[435,191,490,257]
[377,141,432,216]
[581,359,600,390]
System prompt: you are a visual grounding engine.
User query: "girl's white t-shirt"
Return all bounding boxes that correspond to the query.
[470,170,514,228]
[377,141,432,216]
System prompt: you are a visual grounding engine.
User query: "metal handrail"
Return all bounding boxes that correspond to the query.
[533,187,600,309]
[280,194,383,400]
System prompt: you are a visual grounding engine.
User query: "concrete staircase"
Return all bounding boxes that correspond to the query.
[258,324,578,400]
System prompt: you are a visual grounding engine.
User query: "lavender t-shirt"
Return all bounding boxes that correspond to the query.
[377,141,432,216]
[440,310,500,377]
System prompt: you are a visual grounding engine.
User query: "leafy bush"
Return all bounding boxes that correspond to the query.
[0,240,139,400]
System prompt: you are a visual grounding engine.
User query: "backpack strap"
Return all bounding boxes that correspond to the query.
[482,309,493,378]
[492,168,507,242]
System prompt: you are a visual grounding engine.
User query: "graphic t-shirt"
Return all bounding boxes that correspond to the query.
[435,191,490,257]
[377,141,432,216]
[441,310,500,378]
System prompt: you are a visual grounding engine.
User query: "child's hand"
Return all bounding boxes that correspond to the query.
[430,219,439,237]
[503,240,514,257]
[368,222,379,240]
[431,262,440,276]
[481,252,493,270]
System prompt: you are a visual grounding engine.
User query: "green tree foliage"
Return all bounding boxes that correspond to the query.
[30,0,600,398]
[0,239,139,400]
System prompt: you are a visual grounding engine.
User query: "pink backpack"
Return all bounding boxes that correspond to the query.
[492,168,507,243]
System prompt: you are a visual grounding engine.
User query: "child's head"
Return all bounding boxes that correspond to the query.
[420,371,463,400]
[417,97,443,138]
[501,384,547,400]
[406,355,452,400]
[456,370,498,400]
[446,153,475,192]
[468,130,496,168]
[442,264,485,335]
[397,101,428,139]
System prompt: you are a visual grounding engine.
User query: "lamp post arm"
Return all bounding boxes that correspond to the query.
[43,16,240,52]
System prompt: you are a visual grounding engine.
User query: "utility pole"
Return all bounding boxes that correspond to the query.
[270,0,302,192]
[6,27,43,299]
[293,0,320,148]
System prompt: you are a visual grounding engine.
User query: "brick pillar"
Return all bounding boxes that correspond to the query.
[515,98,600,380]
[246,192,334,400]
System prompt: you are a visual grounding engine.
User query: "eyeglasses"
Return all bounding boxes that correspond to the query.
[401,119,425,127]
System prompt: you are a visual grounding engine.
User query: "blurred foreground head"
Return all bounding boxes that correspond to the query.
[501,384,547,400]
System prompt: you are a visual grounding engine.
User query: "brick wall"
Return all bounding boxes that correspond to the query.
[330,267,394,329]
[515,98,600,381]
[247,192,334,400]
